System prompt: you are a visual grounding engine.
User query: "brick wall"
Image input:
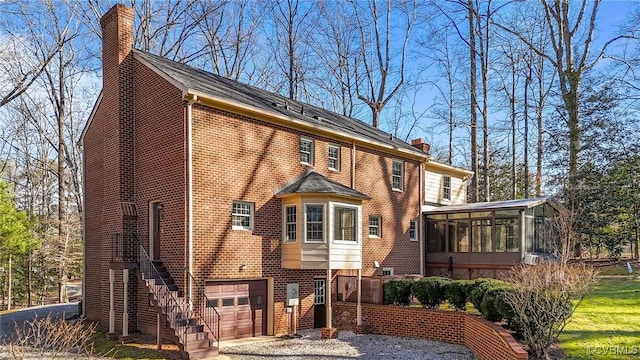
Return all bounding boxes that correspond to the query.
[86,4,425,339]
[333,302,528,360]
[188,101,423,335]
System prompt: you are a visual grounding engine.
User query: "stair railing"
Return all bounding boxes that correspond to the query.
[138,245,195,351]
[185,270,221,350]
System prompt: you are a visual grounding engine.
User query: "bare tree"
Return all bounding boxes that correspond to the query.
[496,0,632,206]
[309,1,360,117]
[265,0,315,100]
[353,0,416,129]
[0,1,73,108]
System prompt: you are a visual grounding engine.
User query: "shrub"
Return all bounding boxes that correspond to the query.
[411,277,450,309]
[479,284,513,322]
[444,280,472,311]
[504,262,598,359]
[383,279,414,306]
[467,278,495,310]
[9,314,97,359]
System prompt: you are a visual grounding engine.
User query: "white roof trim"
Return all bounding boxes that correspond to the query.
[79,91,103,146]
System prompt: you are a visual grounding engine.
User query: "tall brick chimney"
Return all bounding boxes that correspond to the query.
[99,5,137,231]
[411,138,431,154]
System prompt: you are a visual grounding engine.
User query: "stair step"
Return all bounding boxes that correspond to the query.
[185,332,209,342]
[185,338,213,351]
[187,347,219,360]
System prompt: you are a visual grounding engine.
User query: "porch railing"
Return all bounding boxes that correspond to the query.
[138,245,201,351]
[185,270,221,349]
[111,233,140,262]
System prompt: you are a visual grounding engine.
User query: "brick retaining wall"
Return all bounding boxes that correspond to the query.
[333,302,528,360]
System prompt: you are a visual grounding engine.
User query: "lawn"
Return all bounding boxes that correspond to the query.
[560,277,640,359]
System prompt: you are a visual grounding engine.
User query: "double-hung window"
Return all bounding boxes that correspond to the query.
[284,205,297,242]
[328,145,340,171]
[300,138,314,165]
[305,204,324,242]
[392,160,404,191]
[443,175,451,201]
[409,219,417,241]
[368,215,381,237]
[232,201,253,230]
[334,207,356,241]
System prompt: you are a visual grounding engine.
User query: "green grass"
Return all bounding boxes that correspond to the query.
[91,332,181,359]
[560,278,640,359]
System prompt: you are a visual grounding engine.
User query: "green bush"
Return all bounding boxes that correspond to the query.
[467,278,493,310]
[479,285,513,322]
[383,279,414,306]
[444,280,472,311]
[411,277,451,309]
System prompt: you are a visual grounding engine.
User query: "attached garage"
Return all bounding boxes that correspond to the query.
[205,280,267,340]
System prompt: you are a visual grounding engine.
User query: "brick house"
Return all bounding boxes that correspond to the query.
[81,5,474,358]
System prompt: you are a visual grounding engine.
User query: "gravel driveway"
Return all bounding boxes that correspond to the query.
[219,330,476,360]
[0,303,79,344]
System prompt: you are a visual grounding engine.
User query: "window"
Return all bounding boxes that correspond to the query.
[328,145,340,171]
[284,206,297,242]
[305,204,324,242]
[368,215,381,237]
[232,201,253,230]
[382,267,394,276]
[334,207,356,241]
[409,220,417,241]
[392,160,404,190]
[443,175,451,201]
[300,137,313,165]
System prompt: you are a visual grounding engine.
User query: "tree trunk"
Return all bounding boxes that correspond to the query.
[7,254,12,310]
[468,0,479,203]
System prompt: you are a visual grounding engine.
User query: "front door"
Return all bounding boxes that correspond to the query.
[313,278,326,328]
[150,202,162,260]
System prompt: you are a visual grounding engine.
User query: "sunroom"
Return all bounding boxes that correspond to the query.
[423,197,564,275]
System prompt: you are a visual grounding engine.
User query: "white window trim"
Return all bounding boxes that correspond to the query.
[300,137,314,165]
[368,215,381,238]
[382,267,394,276]
[328,144,340,171]
[232,201,254,231]
[304,203,325,243]
[329,202,361,244]
[283,205,297,243]
[409,219,417,241]
[391,159,404,191]
[443,175,452,201]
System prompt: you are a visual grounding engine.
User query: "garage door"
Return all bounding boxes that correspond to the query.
[205,280,267,340]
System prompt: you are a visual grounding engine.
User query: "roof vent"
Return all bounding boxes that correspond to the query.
[313,115,320,120]
[284,101,288,110]
[301,105,304,115]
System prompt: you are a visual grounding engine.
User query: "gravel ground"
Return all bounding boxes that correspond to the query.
[219,330,476,360]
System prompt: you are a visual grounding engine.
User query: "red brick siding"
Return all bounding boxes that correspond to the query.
[133,60,188,284]
[333,302,528,360]
[190,104,422,335]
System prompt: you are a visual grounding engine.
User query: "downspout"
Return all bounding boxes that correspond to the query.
[352,141,361,328]
[187,95,197,301]
[80,143,86,316]
[419,161,424,276]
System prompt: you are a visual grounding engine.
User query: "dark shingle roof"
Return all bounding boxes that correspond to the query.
[133,50,426,157]
[276,171,371,200]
